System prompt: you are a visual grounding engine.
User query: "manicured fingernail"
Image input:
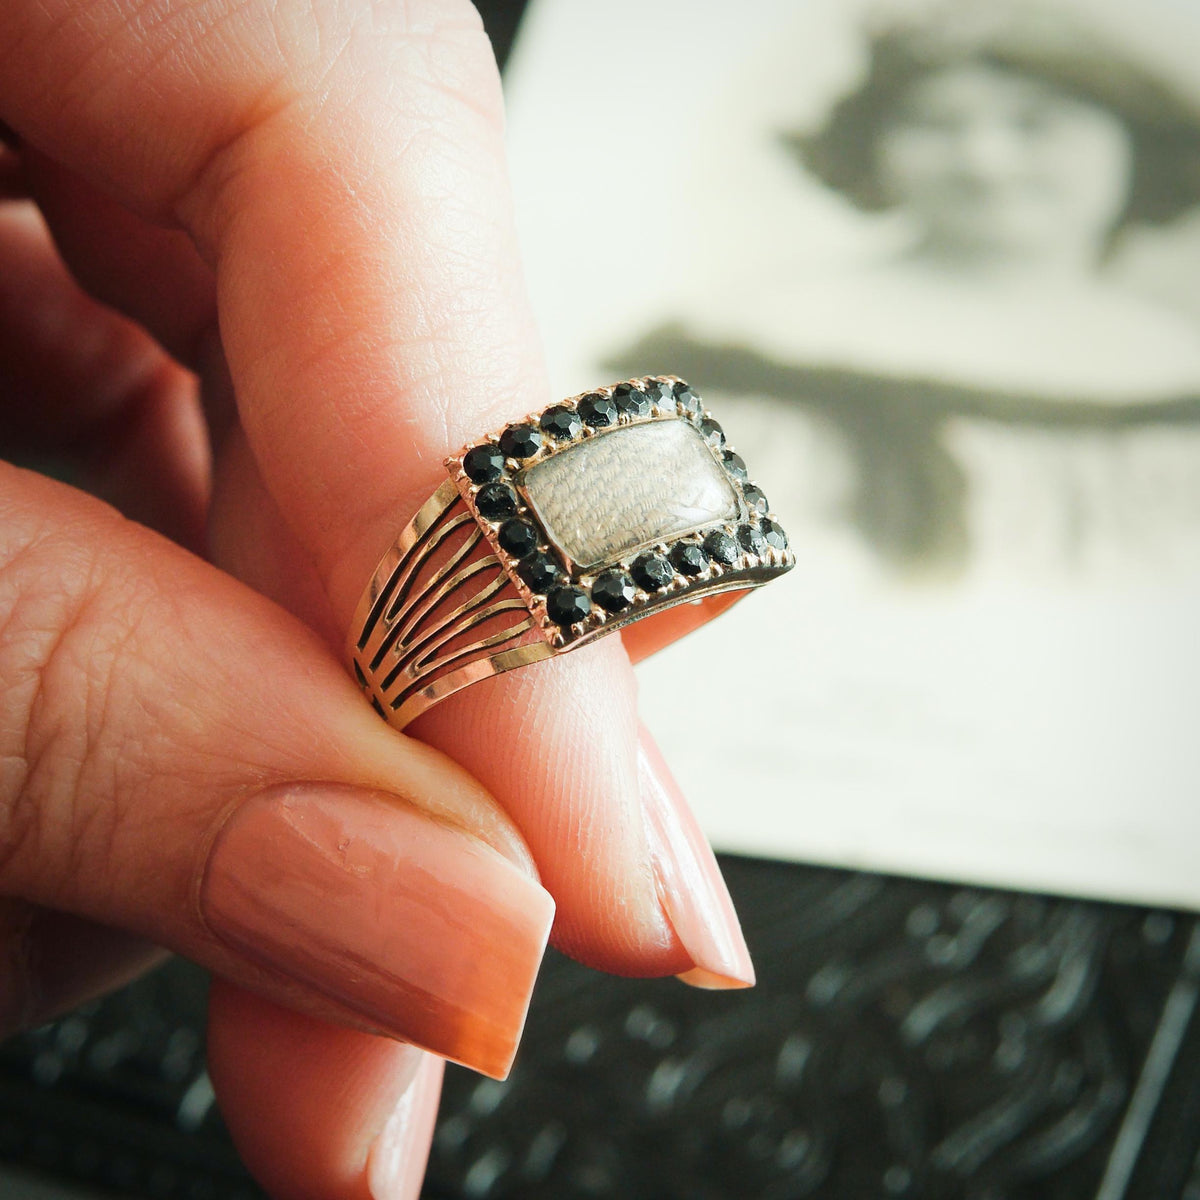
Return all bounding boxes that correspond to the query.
[200,785,554,1078]
[368,1054,444,1200]
[639,727,755,989]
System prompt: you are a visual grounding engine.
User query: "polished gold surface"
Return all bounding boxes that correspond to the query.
[349,480,553,728]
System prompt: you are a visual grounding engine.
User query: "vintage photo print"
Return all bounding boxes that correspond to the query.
[504,0,1200,907]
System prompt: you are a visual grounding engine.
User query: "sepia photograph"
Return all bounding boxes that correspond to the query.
[628,1,1200,585]
[506,0,1200,905]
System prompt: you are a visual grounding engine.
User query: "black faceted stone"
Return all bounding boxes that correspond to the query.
[462,445,504,483]
[475,482,518,522]
[498,519,538,558]
[520,552,562,593]
[703,530,739,565]
[671,542,709,576]
[540,406,582,441]
[723,450,749,481]
[738,523,767,555]
[632,552,674,592]
[673,382,701,415]
[762,518,789,550]
[742,484,770,516]
[578,392,618,428]
[499,424,543,460]
[546,585,591,626]
[643,379,676,408]
[592,569,637,612]
[698,417,725,446]
[612,383,651,418]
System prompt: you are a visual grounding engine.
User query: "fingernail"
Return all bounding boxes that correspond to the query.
[638,727,755,989]
[367,1054,444,1200]
[200,785,554,1078]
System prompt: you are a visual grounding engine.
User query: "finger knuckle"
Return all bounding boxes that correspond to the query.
[0,524,142,899]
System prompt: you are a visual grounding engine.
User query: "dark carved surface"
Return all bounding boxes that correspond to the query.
[1,858,1199,1199]
[429,864,1200,1200]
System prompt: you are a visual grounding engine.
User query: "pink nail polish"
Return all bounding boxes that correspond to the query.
[200,785,554,1078]
[639,728,756,989]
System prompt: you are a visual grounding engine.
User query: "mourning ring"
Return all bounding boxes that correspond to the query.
[347,376,794,729]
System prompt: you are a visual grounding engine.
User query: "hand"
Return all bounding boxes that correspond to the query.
[0,1,753,1196]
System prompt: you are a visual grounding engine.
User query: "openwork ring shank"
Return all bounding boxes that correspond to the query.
[348,377,794,730]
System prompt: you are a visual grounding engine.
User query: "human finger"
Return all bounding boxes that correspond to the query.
[0,198,460,1200]
[0,901,167,1030]
[0,200,209,548]
[0,462,552,1078]
[16,148,217,375]
[207,980,443,1200]
[0,0,751,980]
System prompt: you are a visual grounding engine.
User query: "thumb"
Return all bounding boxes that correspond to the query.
[0,463,552,1079]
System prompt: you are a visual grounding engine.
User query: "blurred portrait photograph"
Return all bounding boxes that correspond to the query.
[626,0,1200,587]
[505,0,1200,905]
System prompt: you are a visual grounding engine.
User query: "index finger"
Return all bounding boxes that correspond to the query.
[0,0,751,981]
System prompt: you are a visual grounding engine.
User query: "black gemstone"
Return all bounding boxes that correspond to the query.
[462,445,504,483]
[475,482,518,522]
[632,552,674,592]
[762,518,789,550]
[578,392,618,428]
[699,417,725,446]
[540,406,582,441]
[499,424,543,460]
[703,530,739,565]
[742,484,770,516]
[723,450,749,481]
[643,379,676,408]
[546,586,591,626]
[673,382,701,415]
[520,552,562,593]
[738,523,767,555]
[612,383,651,418]
[671,542,709,576]
[498,519,538,558]
[592,569,637,612]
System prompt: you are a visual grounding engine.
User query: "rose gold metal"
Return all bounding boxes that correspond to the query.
[348,379,794,730]
[349,480,552,729]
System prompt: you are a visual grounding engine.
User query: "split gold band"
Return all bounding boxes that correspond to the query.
[347,377,794,730]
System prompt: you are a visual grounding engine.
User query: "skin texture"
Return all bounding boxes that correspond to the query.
[0,1,753,1196]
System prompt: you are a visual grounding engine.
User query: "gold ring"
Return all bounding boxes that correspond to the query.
[348,377,794,729]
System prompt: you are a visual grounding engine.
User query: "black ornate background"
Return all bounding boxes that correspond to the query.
[6,5,1200,1198]
[3,857,1200,1199]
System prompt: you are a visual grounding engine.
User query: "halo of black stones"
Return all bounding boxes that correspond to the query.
[451,377,792,637]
